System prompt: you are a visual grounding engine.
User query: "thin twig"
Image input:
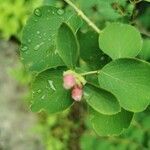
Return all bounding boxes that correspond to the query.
[81,70,99,76]
[64,0,101,34]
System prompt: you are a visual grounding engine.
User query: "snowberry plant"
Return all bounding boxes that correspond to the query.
[20,0,150,136]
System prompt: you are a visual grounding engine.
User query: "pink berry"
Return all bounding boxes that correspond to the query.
[71,86,83,101]
[63,74,76,89]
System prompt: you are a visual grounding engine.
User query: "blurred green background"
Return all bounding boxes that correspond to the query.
[0,0,150,150]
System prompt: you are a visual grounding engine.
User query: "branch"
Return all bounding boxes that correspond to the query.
[64,0,101,34]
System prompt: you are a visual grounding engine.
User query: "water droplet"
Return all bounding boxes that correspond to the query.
[37,31,40,34]
[34,45,40,51]
[41,95,45,100]
[34,8,42,17]
[57,9,64,15]
[20,45,28,52]
[54,50,58,54]
[37,89,42,93]
[28,39,31,43]
[43,33,47,36]
[48,80,56,91]
[34,42,44,51]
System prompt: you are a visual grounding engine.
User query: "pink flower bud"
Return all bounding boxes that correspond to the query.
[63,74,76,89]
[71,86,83,101]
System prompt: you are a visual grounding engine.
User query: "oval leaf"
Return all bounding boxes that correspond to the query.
[57,23,79,69]
[84,84,121,115]
[20,6,66,73]
[89,107,133,136]
[77,30,111,70]
[138,38,150,61]
[66,11,83,33]
[31,68,73,114]
[20,6,80,73]
[98,58,150,112]
[99,23,143,59]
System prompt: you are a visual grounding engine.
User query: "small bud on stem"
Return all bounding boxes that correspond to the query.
[63,70,86,102]
[63,74,76,89]
[71,85,83,101]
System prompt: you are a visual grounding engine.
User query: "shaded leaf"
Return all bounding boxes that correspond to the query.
[20,6,81,73]
[77,30,111,70]
[98,58,150,112]
[84,84,121,115]
[31,68,73,114]
[57,23,79,69]
[89,107,133,136]
[138,38,150,61]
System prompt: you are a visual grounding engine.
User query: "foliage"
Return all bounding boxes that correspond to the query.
[80,107,150,150]
[0,0,42,40]
[32,106,150,150]
[20,0,150,138]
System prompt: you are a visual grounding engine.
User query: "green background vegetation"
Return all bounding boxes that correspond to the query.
[0,0,150,150]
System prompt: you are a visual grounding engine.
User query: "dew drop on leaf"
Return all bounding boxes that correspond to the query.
[37,31,40,34]
[34,45,40,51]
[34,42,44,51]
[41,95,45,100]
[54,50,58,54]
[20,44,28,52]
[48,80,56,91]
[43,33,47,36]
[57,9,64,15]
[37,89,42,93]
[34,8,42,17]
[28,39,31,43]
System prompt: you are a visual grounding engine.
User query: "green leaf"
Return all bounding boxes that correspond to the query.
[86,74,100,87]
[57,23,79,69]
[99,23,143,59]
[138,38,150,61]
[20,6,80,73]
[77,30,111,70]
[20,6,65,73]
[65,11,83,33]
[84,84,121,115]
[98,58,150,112]
[89,107,133,136]
[31,68,73,114]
